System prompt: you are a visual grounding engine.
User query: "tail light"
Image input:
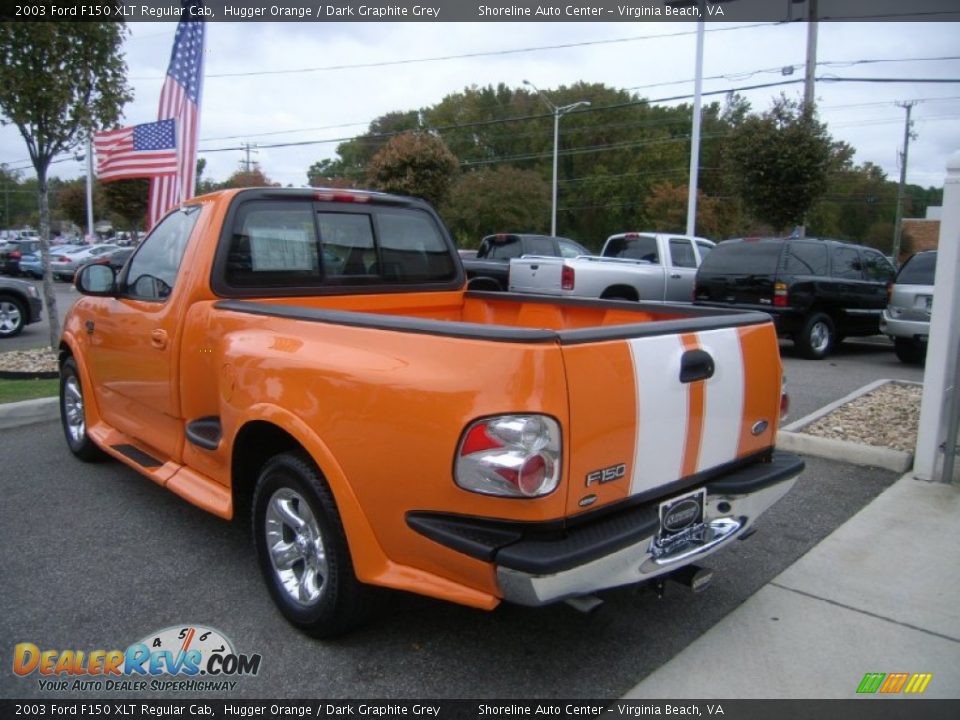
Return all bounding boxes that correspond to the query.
[886,282,893,304]
[773,282,788,308]
[455,415,561,498]
[10,250,21,260]
[561,265,575,291]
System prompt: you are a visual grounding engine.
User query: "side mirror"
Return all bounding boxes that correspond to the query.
[75,263,118,297]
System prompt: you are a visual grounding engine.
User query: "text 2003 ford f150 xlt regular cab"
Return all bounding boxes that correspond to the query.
[59,188,802,637]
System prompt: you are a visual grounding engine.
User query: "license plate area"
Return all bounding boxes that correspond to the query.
[655,488,706,551]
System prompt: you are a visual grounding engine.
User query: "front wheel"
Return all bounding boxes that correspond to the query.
[59,357,106,461]
[795,312,836,360]
[252,452,371,638]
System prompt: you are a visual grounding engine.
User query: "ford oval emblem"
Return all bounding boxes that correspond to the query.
[751,420,770,436]
[662,498,701,533]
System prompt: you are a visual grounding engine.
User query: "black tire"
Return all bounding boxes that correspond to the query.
[59,357,106,461]
[0,294,26,338]
[252,451,371,638]
[894,338,926,365]
[794,312,836,360]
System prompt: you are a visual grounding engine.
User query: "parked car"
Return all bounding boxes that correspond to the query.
[0,276,43,338]
[50,244,119,281]
[509,232,714,302]
[881,250,937,364]
[0,239,43,275]
[76,247,134,275]
[694,237,896,359]
[462,233,590,290]
[17,252,43,279]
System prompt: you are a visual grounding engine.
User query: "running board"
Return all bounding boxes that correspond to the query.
[111,443,162,468]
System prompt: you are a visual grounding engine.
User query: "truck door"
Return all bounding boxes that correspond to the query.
[665,237,698,302]
[83,207,200,461]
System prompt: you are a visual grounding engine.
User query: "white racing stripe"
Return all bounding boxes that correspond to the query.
[627,334,688,495]
[696,328,746,472]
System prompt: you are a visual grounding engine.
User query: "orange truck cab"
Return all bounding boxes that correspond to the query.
[60,187,802,637]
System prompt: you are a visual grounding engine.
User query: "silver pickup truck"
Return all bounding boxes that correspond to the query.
[509,232,715,302]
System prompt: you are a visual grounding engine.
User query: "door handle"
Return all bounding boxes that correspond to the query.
[150,329,168,350]
[671,273,682,279]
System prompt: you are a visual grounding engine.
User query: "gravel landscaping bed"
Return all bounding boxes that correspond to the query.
[801,381,922,453]
[0,348,59,376]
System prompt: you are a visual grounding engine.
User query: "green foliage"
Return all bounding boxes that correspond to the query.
[725,95,834,232]
[439,166,550,246]
[0,19,132,349]
[365,132,459,207]
[100,178,149,230]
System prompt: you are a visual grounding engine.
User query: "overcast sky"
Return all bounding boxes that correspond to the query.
[2,18,958,203]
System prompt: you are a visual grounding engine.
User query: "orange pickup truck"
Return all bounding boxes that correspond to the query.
[59,187,803,637]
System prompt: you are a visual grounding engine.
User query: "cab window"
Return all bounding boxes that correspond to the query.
[124,207,200,301]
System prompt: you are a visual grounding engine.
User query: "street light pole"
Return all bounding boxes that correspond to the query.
[524,80,590,236]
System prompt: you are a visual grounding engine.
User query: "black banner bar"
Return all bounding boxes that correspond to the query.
[2,700,960,720]
[3,0,960,23]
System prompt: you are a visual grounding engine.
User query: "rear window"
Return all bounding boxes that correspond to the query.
[605,235,659,262]
[697,241,783,275]
[222,200,457,290]
[896,252,937,285]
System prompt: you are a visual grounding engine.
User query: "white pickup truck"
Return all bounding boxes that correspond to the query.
[509,232,715,302]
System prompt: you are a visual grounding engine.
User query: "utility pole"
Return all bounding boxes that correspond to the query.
[240,143,259,173]
[891,101,916,267]
[804,0,818,110]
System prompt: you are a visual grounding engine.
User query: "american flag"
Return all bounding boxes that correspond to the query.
[148,0,205,229]
[93,120,178,181]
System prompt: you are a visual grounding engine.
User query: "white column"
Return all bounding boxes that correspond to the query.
[914,151,960,483]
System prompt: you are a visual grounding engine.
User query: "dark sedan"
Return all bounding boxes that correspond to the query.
[0,276,43,338]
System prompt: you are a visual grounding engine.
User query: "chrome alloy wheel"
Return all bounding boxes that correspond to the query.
[0,300,22,335]
[264,488,328,607]
[63,375,86,444]
[808,320,831,354]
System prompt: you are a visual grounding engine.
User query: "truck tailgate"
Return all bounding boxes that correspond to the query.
[560,322,782,515]
[508,257,565,295]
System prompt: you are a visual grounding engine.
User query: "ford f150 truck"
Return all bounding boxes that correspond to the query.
[509,232,715,302]
[59,188,801,637]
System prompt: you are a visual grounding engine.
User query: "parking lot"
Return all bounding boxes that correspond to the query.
[0,331,924,699]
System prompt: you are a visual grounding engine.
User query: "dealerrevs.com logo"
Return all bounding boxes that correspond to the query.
[13,625,261,693]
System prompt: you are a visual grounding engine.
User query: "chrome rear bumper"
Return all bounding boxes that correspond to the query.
[496,469,799,606]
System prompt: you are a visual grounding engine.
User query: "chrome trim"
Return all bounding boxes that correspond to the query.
[496,473,799,607]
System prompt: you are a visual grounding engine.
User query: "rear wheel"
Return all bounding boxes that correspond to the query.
[60,357,106,461]
[0,295,26,337]
[894,338,926,365]
[252,451,371,638]
[795,312,836,360]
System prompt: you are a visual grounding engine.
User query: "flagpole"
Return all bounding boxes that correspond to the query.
[85,136,94,241]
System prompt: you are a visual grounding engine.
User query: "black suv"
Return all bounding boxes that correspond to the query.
[0,239,42,275]
[694,237,896,359]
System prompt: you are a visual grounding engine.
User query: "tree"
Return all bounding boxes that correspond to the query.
[365,132,459,207]
[644,181,722,238]
[439,166,550,245]
[221,167,279,189]
[725,96,834,233]
[0,19,132,349]
[101,178,149,230]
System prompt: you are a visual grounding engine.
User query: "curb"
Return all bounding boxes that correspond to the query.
[0,396,59,430]
[777,378,920,473]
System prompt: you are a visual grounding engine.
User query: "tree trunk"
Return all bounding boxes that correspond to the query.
[36,167,60,352]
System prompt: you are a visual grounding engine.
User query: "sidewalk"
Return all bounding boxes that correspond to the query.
[625,471,960,699]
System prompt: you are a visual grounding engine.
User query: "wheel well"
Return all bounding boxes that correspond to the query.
[600,285,639,301]
[58,343,72,367]
[232,421,304,525]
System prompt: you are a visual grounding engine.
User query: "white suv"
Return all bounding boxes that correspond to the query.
[881,251,937,364]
